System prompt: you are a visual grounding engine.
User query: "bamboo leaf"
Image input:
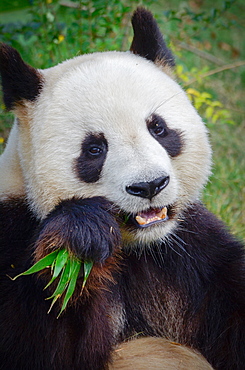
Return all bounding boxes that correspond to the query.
[12,246,93,317]
[67,255,80,280]
[47,294,61,314]
[82,261,93,289]
[46,258,71,300]
[50,257,56,273]
[58,259,81,317]
[11,250,59,280]
[44,249,69,289]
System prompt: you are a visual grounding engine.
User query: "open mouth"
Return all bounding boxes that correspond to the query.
[123,206,169,229]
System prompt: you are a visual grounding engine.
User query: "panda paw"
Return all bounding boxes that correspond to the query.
[34,197,121,264]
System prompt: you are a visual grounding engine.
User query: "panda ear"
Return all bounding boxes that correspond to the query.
[0,43,43,110]
[130,7,175,68]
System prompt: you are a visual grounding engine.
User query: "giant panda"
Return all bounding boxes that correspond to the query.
[0,7,244,370]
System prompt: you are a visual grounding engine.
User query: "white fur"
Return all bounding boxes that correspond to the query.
[0,121,25,198]
[0,51,211,245]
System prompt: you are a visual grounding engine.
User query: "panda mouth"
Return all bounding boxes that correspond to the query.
[126,206,169,228]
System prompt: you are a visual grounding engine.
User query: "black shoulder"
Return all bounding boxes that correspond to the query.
[179,202,244,252]
[176,202,245,296]
[0,198,37,269]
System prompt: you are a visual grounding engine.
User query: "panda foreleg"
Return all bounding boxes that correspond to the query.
[33,196,121,264]
[0,197,121,369]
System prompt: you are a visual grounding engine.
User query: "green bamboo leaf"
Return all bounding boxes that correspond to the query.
[58,259,81,317]
[44,249,69,289]
[47,258,71,300]
[82,261,93,289]
[122,213,130,225]
[11,250,59,280]
[67,255,79,280]
[50,257,56,273]
[47,293,61,314]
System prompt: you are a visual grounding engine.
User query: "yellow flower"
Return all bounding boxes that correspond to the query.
[58,34,65,43]
[0,137,4,144]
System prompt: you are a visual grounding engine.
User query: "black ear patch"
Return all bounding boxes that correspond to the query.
[75,133,108,183]
[147,114,183,157]
[0,43,43,110]
[130,7,175,68]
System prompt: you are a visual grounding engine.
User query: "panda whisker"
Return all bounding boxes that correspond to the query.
[152,91,183,113]
[166,241,184,258]
[156,242,165,267]
[165,233,193,259]
[172,234,195,260]
[170,233,188,247]
[146,240,164,268]
[106,203,118,214]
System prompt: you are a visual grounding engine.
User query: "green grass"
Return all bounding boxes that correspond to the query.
[0,0,244,240]
[203,122,245,240]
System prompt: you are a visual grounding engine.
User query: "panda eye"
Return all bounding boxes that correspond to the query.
[76,132,108,183]
[146,114,183,157]
[88,145,103,156]
[84,135,108,160]
[151,123,165,136]
[148,115,168,138]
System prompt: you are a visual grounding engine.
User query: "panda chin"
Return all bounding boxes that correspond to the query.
[128,206,170,229]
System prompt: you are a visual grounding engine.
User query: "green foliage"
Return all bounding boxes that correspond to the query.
[12,248,93,317]
[186,87,234,125]
[0,106,12,149]
[202,121,245,240]
[175,64,234,125]
[12,250,59,278]
[162,0,237,38]
[0,0,144,67]
[157,1,243,125]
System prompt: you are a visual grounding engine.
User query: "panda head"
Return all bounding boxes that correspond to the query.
[0,8,211,247]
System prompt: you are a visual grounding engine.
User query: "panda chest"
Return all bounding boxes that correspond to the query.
[116,256,189,340]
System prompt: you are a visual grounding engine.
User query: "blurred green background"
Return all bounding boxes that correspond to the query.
[0,0,244,240]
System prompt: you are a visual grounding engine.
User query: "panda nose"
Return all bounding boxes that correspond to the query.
[126,176,169,199]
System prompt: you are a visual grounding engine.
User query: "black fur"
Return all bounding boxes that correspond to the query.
[75,133,108,183]
[34,196,121,263]
[116,203,245,370]
[130,7,175,67]
[147,114,183,157]
[0,198,118,370]
[0,43,43,110]
[0,200,244,369]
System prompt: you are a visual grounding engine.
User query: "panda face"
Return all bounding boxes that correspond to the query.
[14,51,211,246]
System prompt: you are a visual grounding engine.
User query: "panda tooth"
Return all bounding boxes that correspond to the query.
[157,207,168,219]
[135,215,147,225]
[135,207,168,226]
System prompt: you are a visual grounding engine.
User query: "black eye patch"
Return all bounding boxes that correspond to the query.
[147,114,183,157]
[75,133,108,183]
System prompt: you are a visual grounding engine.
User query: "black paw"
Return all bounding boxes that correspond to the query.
[34,197,121,264]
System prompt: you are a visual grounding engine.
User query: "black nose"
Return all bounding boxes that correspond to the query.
[126,176,169,199]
